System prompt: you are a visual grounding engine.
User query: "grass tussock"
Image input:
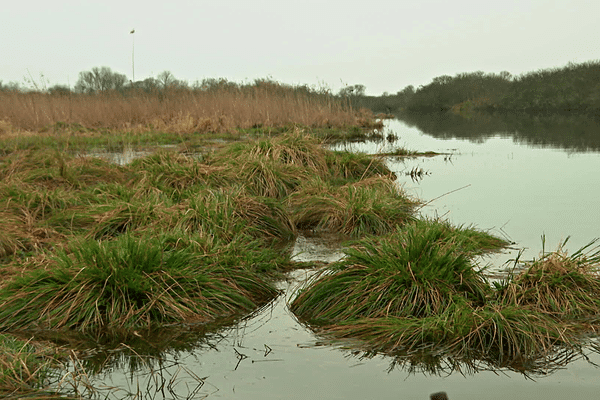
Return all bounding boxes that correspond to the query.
[325,151,392,182]
[497,238,600,319]
[210,132,327,198]
[288,176,417,236]
[291,231,600,369]
[0,234,279,335]
[291,219,505,323]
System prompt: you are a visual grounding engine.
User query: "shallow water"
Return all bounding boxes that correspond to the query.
[334,117,600,271]
[61,116,600,399]
[63,268,600,400]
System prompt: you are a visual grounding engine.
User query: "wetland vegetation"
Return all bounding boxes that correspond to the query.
[1,67,600,398]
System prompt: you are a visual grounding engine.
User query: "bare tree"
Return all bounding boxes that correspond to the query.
[338,84,366,97]
[156,71,177,89]
[74,67,128,93]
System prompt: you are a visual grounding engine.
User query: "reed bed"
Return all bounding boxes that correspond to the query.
[0,83,366,133]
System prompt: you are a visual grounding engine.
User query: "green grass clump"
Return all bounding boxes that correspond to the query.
[0,233,279,335]
[325,151,391,183]
[170,186,296,243]
[291,219,504,323]
[210,132,329,198]
[129,151,230,200]
[88,197,172,239]
[290,226,600,370]
[288,176,416,236]
[217,132,329,175]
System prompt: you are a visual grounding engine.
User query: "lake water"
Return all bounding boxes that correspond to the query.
[62,115,600,399]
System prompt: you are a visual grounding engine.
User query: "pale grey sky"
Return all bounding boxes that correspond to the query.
[1,0,598,95]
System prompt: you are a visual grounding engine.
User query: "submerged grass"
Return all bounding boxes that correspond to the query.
[0,333,73,399]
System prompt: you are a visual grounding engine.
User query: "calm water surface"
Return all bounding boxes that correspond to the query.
[68,117,600,399]
[347,118,600,266]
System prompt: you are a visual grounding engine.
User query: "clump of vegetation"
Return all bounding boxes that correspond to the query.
[291,219,506,323]
[0,233,279,335]
[291,231,600,371]
[288,176,416,236]
[210,132,328,199]
[324,150,392,183]
[497,238,600,319]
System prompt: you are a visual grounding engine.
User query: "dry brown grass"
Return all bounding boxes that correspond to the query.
[498,241,600,319]
[0,83,371,134]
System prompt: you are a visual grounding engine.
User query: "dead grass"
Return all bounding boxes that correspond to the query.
[498,238,600,319]
[0,83,369,134]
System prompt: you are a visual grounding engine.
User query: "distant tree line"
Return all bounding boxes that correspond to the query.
[0,67,336,102]
[4,61,598,116]
[342,60,600,116]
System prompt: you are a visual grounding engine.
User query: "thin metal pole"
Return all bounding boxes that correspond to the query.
[130,29,135,83]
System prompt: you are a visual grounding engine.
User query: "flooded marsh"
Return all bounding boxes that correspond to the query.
[1,113,600,399]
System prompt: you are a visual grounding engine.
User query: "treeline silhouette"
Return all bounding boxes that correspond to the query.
[348,60,600,116]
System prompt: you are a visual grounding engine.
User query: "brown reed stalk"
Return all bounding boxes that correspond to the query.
[0,83,368,133]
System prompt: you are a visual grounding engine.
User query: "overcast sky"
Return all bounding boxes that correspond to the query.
[1,0,598,95]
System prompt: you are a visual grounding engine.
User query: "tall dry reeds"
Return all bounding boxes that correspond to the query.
[0,82,372,133]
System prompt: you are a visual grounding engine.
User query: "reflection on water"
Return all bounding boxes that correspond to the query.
[290,232,346,263]
[52,264,600,400]
[84,147,152,165]
[398,111,600,152]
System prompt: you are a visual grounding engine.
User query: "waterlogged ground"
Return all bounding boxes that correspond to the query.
[60,117,600,399]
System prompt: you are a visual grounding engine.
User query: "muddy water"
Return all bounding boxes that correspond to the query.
[66,117,600,399]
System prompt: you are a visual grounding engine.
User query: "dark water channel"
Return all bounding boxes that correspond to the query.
[66,116,600,399]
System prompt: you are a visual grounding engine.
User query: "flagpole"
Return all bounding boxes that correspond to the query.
[130,29,135,83]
